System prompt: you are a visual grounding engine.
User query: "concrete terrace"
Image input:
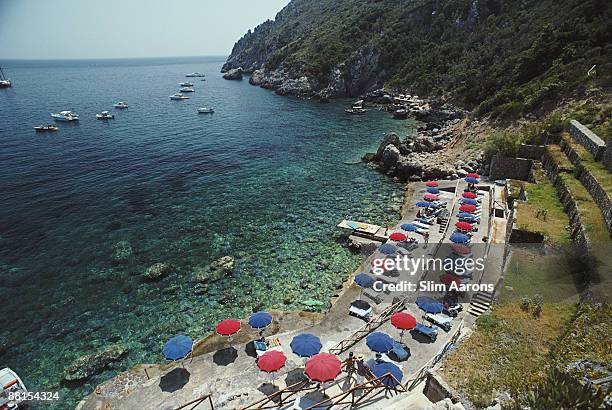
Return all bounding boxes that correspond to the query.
[78,179,506,410]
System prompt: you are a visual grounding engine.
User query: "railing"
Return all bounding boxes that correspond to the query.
[328,299,405,355]
[240,380,317,410]
[404,319,464,391]
[174,394,214,410]
[306,372,408,410]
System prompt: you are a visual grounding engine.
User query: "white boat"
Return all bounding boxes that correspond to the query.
[179,87,195,93]
[0,368,28,409]
[170,93,189,100]
[179,81,193,87]
[96,111,115,120]
[0,67,11,88]
[114,101,128,109]
[51,110,79,121]
[197,107,214,114]
[185,72,205,77]
[34,124,59,132]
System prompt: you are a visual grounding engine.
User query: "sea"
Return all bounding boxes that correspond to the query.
[0,56,412,408]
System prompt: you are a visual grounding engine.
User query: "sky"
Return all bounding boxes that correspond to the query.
[0,0,289,60]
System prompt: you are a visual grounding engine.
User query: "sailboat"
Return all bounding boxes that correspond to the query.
[0,67,12,88]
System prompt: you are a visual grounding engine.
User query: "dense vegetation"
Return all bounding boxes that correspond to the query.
[226,0,611,116]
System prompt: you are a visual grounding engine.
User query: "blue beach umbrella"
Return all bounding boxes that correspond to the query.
[248,311,273,329]
[290,333,322,358]
[415,201,432,208]
[162,335,193,361]
[416,296,443,314]
[371,362,403,387]
[400,223,418,232]
[355,273,375,289]
[465,177,480,184]
[426,187,440,194]
[457,212,478,221]
[462,198,478,206]
[450,232,469,244]
[366,332,394,353]
[378,243,396,255]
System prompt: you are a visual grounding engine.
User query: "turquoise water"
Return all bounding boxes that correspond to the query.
[0,57,410,408]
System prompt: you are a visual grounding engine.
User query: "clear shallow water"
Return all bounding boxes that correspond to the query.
[0,57,410,408]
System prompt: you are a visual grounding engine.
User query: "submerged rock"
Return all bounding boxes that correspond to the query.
[192,256,235,291]
[110,241,133,264]
[63,344,127,382]
[144,262,173,281]
[223,67,243,80]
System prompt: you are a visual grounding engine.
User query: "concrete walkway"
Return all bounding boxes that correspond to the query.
[78,180,506,410]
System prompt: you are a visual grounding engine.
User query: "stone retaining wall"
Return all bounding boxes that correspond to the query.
[517,144,546,160]
[423,370,464,404]
[604,142,612,172]
[560,138,612,236]
[569,120,606,160]
[541,150,592,256]
[489,155,533,181]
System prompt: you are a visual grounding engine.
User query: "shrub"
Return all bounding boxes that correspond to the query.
[520,297,531,312]
[503,367,609,410]
[484,131,523,162]
[476,314,500,331]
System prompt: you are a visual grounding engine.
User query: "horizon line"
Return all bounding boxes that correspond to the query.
[0,55,229,62]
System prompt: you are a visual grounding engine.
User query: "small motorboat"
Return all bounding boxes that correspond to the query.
[96,111,115,120]
[51,111,79,121]
[345,107,367,114]
[0,367,28,409]
[179,87,195,93]
[179,81,193,87]
[200,78,206,81]
[185,72,205,77]
[34,124,59,132]
[114,101,129,109]
[197,107,214,114]
[393,109,408,119]
[170,93,189,100]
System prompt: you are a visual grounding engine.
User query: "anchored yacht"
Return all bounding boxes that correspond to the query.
[114,101,129,109]
[96,111,115,120]
[170,93,189,100]
[51,111,79,121]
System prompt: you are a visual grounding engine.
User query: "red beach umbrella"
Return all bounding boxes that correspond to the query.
[467,173,480,178]
[257,350,287,373]
[389,232,407,241]
[451,244,471,255]
[425,181,439,187]
[305,353,342,383]
[215,319,241,337]
[459,204,477,213]
[455,221,474,231]
[391,312,417,330]
[462,192,477,199]
[440,273,462,286]
[424,193,439,201]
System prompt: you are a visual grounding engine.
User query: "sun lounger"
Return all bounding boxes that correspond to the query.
[417,217,435,225]
[411,221,430,229]
[425,313,453,332]
[415,323,438,341]
[349,304,372,320]
[255,338,283,357]
[390,341,410,361]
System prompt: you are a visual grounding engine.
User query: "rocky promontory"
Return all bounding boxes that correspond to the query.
[223,67,243,80]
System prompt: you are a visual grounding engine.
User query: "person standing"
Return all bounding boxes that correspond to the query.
[356,355,367,385]
[345,352,356,380]
[423,231,430,248]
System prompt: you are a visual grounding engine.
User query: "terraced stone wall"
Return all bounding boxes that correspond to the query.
[569,120,606,160]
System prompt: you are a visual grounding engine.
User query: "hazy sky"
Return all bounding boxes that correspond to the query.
[0,0,289,60]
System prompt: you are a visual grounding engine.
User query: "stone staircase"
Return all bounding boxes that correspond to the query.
[467,290,494,317]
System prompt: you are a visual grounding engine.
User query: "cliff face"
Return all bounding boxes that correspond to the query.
[223,0,611,114]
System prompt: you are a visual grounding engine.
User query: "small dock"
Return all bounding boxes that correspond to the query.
[337,219,388,246]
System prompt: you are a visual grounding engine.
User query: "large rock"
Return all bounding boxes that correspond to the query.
[223,67,243,80]
[374,133,401,161]
[63,344,127,382]
[192,256,235,292]
[381,145,401,169]
[410,135,443,153]
[144,262,173,281]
